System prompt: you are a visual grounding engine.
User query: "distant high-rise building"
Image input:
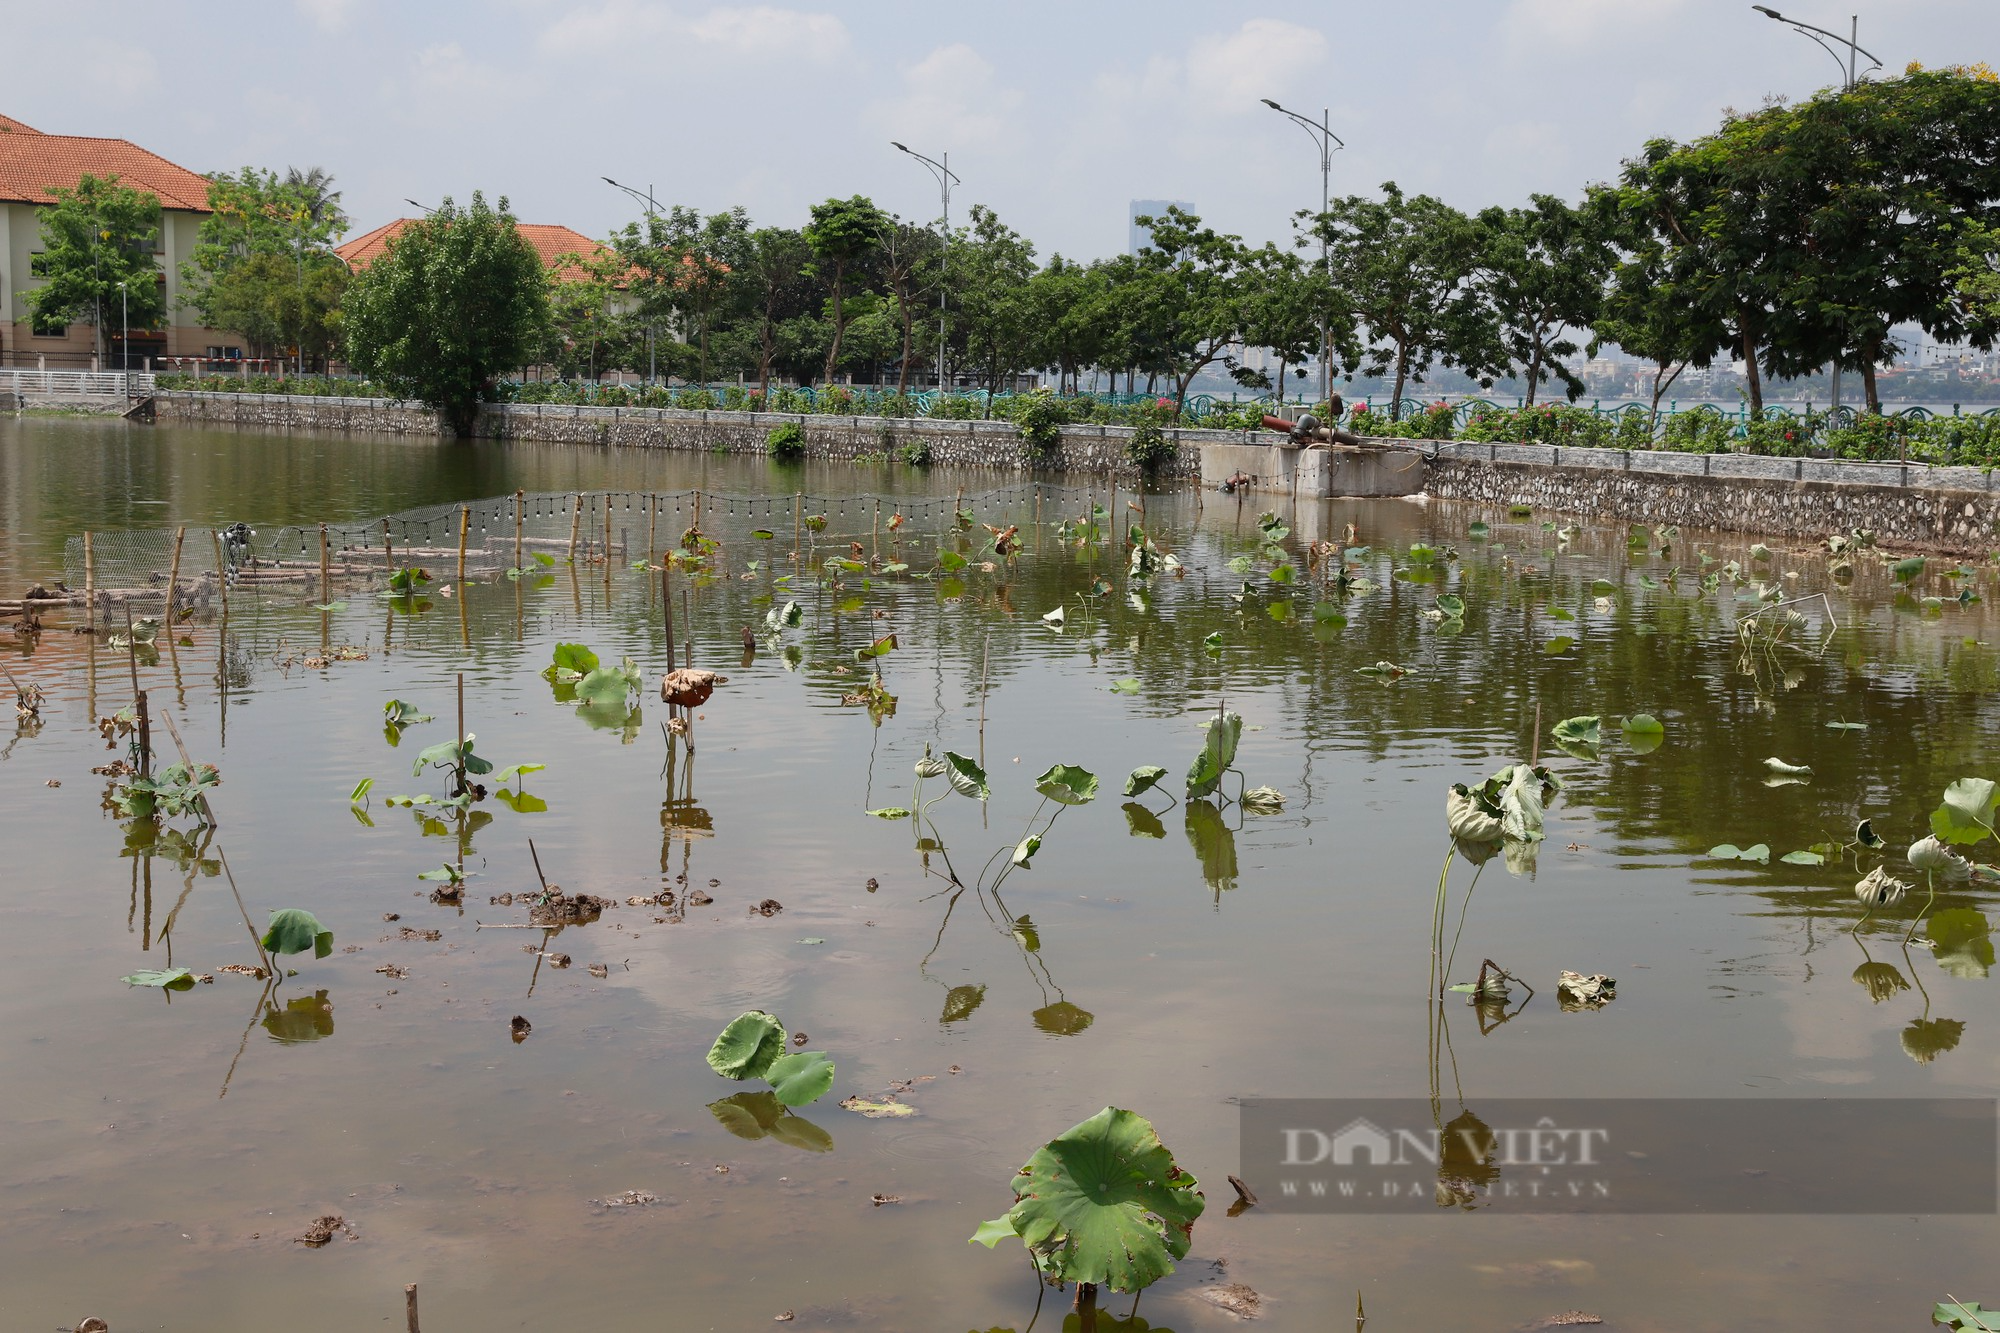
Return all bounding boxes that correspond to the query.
[1128,199,1194,256]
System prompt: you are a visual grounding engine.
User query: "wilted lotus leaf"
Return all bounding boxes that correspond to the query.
[1854,865,1910,907]
[661,668,727,708]
[1927,908,1993,979]
[1241,786,1286,814]
[1124,766,1169,799]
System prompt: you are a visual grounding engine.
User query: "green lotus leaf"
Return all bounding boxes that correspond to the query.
[764,1050,835,1106]
[1035,764,1099,806]
[998,1107,1204,1294]
[263,907,330,958]
[944,751,990,801]
[706,1010,787,1081]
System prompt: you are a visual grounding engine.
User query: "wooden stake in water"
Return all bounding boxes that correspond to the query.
[1109,472,1118,547]
[646,495,658,573]
[457,506,469,583]
[604,492,614,570]
[405,1283,421,1333]
[568,493,582,564]
[166,526,186,618]
[383,518,394,575]
[83,531,95,632]
[977,635,990,765]
[793,492,802,566]
[318,524,330,602]
[210,528,227,616]
[514,490,525,571]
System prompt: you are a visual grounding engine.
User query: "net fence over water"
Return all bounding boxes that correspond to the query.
[59,481,1164,598]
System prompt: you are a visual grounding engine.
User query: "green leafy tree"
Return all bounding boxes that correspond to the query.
[1127,206,1253,414]
[734,226,814,398]
[180,167,350,368]
[951,204,1039,403]
[342,192,549,436]
[25,174,165,359]
[876,217,940,393]
[803,195,889,384]
[1596,184,1728,430]
[1025,255,1113,396]
[1241,242,1344,399]
[1312,184,1486,419]
[543,248,635,382]
[1470,194,1616,404]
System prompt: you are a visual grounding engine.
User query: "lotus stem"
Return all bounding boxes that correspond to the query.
[1430,844,1456,998]
[1442,862,1486,988]
[1905,870,1936,945]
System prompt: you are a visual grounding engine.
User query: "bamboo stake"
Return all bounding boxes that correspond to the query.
[318,524,330,602]
[682,589,693,669]
[1108,473,1117,547]
[457,506,469,583]
[383,518,394,575]
[872,498,880,561]
[604,492,614,569]
[646,495,658,572]
[978,635,990,766]
[793,493,802,566]
[514,490,525,570]
[83,531,95,632]
[568,493,582,564]
[210,528,228,617]
[166,526,186,618]
[405,1283,421,1333]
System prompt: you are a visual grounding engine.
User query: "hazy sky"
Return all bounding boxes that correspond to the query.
[12,0,1996,259]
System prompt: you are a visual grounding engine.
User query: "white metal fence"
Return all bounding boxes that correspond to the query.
[0,369,155,397]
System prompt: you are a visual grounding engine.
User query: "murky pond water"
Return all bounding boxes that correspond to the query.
[2,415,1996,1332]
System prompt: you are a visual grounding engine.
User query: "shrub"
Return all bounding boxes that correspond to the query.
[1013,389,1069,457]
[1349,401,1456,440]
[1125,402,1178,475]
[1461,403,1610,448]
[766,421,806,461]
[928,393,984,420]
[898,436,933,466]
[817,385,855,415]
[673,387,716,411]
[721,385,750,412]
[1659,407,1736,453]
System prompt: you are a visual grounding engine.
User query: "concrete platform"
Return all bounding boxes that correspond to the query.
[1198,439,1430,498]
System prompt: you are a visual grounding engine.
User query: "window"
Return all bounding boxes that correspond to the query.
[28,252,48,279]
[32,310,68,337]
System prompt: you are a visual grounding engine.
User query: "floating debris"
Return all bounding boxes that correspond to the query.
[510,1015,532,1041]
[1557,972,1616,1010]
[295,1214,354,1247]
[590,1189,659,1208]
[838,1096,917,1119]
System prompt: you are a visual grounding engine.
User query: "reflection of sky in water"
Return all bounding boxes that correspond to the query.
[0,417,1995,1329]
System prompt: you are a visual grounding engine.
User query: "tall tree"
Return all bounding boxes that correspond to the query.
[26,174,164,361]
[803,195,889,384]
[342,192,549,437]
[1240,243,1343,402]
[734,227,813,398]
[1596,186,1727,430]
[950,204,1039,403]
[1311,184,1486,419]
[876,217,940,393]
[1470,194,1615,404]
[181,167,351,368]
[1126,207,1253,413]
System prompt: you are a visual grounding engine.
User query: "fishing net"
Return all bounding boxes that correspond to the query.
[59,481,1138,599]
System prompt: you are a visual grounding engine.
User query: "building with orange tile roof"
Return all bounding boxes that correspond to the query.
[1,117,247,369]
[336,219,611,281]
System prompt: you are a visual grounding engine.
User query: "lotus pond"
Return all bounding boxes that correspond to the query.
[2,415,1998,1332]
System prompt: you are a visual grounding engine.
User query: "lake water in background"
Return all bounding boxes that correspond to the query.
[0,414,1995,1332]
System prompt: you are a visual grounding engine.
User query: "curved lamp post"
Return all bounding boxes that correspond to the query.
[1751,7,1883,414]
[1261,99,1343,406]
[893,141,958,393]
[604,177,661,386]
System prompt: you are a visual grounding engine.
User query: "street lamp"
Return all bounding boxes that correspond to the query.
[1261,98,1344,406]
[1752,7,1883,414]
[405,198,437,215]
[604,178,662,387]
[1751,6,1881,90]
[893,141,958,394]
[117,278,128,397]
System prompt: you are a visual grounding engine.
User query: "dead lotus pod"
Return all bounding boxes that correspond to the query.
[661,668,727,708]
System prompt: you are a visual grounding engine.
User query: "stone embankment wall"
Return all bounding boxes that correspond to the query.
[149,392,1218,477]
[1421,439,2000,555]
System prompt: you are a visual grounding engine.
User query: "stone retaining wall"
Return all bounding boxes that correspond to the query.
[1423,444,2000,555]
[150,392,1221,477]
